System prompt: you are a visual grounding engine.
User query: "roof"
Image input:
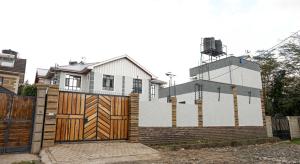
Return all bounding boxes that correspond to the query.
[89,55,156,78]
[36,68,49,77]
[0,86,16,95]
[151,79,167,85]
[0,58,26,74]
[52,62,97,73]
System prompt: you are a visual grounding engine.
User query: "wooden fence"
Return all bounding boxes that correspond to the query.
[0,93,35,153]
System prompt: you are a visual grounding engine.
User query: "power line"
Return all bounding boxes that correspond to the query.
[258,30,300,57]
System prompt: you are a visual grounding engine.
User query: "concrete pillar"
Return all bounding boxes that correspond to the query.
[195,99,203,127]
[232,86,239,127]
[265,116,273,137]
[42,85,59,148]
[31,84,48,154]
[287,116,300,139]
[128,93,139,143]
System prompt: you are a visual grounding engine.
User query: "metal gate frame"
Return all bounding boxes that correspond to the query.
[272,116,291,140]
[0,93,36,154]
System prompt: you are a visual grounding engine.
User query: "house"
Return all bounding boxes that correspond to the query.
[36,55,166,101]
[159,56,264,126]
[0,49,27,93]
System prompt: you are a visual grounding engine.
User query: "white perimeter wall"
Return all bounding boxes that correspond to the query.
[177,103,198,127]
[237,95,263,126]
[202,91,235,126]
[139,101,172,127]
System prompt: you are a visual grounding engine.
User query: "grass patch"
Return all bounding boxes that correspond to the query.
[291,138,300,145]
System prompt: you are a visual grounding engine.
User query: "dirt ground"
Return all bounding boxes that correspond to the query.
[1,141,300,164]
[130,141,300,164]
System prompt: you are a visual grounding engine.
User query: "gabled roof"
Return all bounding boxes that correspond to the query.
[89,55,156,78]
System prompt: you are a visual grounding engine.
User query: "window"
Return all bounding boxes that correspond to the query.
[103,75,114,91]
[0,76,3,85]
[151,84,155,98]
[65,75,81,91]
[133,79,142,93]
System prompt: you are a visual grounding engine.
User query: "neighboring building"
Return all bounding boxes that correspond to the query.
[0,49,26,93]
[159,56,264,127]
[35,68,51,84]
[36,55,166,101]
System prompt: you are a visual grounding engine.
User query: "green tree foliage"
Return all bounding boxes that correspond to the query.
[255,36,300,116]
[18,84,37,96]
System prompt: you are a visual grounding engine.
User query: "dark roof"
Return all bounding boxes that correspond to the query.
[0,58,26,74]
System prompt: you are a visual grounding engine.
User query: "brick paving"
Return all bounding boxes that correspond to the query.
[0,153,39,164]
[40,142,160,164]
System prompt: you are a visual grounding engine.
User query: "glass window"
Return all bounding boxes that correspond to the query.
[103,74,114,91]
[133,79,142,93]
[151,84,155,98]
[64,74,81,91]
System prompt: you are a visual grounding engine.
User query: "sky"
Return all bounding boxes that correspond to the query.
[0,0,300,84]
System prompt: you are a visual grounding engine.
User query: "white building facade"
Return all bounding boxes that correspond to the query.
[38,55,165,101]
[159,56,264,127]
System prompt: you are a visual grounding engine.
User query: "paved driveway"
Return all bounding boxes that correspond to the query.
[40,142,160,164]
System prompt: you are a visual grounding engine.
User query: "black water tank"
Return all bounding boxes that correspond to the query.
[215,40,223,54]
[203,37,215,52]
[2,49,18,55]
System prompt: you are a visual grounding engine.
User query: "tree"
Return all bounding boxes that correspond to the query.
[254,35,300,116]
[18,84,37,96]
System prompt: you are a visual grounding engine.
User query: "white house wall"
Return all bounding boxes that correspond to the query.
[202,91,235,127]
[195,66,262,89]
[139,101,172,127]
[237,95,263,126]
[176,103,198,127]
[58,72,89,92]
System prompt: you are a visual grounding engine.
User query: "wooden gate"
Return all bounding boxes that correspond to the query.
[55,91,129,142]
[0,93,35,153]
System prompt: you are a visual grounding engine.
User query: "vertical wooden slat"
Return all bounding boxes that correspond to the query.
[76,94,81,115]
[58,92,63,114]
[81,94,85,115]
[72,93,77,115]
[63,93,68,114]
[67,93,72,114]
[56,119,62,140]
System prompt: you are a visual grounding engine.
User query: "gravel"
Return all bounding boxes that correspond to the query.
[130,141,300,164]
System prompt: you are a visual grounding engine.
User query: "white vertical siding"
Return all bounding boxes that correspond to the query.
[237,95,263,126]
[93,58,151,79]
[125,76,133,95]
[202,91,235,127]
